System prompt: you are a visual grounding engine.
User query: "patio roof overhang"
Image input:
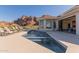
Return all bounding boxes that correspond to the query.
[58,6,79,20]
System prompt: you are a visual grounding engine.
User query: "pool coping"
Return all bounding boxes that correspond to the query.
[47,31,79,53]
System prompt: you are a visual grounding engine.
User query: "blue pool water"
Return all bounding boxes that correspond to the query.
[25,30,67,53]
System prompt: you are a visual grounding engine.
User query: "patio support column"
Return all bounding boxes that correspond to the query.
[76,13,79,35]
[44,20,46,29]
[55,20,59,31]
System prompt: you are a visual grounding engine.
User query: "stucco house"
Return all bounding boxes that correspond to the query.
[37,15,57,30]
[57,5,78,35]
[37,6,79,35]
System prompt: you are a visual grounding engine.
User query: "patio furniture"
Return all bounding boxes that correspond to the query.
[0,30,5,36]
[0,27,7,36]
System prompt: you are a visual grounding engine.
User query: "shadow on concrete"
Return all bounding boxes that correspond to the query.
[48,31,79,45]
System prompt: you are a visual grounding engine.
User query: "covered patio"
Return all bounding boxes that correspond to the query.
[57,6,79,35]
[58,16,76,34]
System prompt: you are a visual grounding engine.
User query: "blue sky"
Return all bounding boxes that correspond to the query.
[0,5,73,22]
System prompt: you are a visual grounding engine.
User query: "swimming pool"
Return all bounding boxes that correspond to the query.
[25,30,67,53]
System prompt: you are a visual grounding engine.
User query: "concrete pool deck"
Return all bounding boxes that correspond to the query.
[0,31,53,53]
[47,31,79,53]
[0,31,79,53]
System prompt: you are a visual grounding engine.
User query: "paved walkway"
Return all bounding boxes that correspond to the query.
[47,31,79,53]
[0,31,53,53]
